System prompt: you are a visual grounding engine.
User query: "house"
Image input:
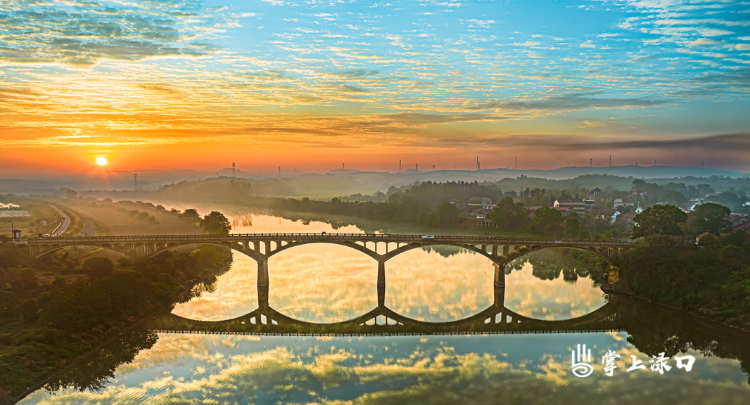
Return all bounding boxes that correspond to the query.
[613,196,637,209]
[467,197,493,209]
[592,207,618,220]
[527,206,542,219]
[554,198,594,214]
[472,208,496,227]
[588,187,602,201]
[618,212,637,226]
[733,221,750,233]
[728,214,749,227]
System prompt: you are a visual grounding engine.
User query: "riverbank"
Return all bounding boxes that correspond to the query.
[0,245,233,404]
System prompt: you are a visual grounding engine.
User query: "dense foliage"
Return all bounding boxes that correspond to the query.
[0,244,232,399]
[201,211,232,234]
[632,204,688,238]
[620,233,750,322]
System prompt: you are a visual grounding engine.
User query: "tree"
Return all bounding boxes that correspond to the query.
[632,204,687,238]
[563,216,581,238]
[0,292,20,321]
[22,299,39,322]
[493,197,529,231]
[61,188,77,199]
[83,257,115,279]
[687,203,731,236]
[19,268,38,289]
[530,206,563,237]
[179,208,201,223]
[201,211,232,234]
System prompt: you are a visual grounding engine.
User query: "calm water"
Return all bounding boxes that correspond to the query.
[18,210,750,404]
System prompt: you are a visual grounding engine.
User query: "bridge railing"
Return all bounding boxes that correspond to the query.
[26,233,637,246]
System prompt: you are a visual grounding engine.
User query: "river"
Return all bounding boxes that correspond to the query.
[18,210,750,404]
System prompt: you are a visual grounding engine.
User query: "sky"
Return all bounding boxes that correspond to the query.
[0,0,749,175]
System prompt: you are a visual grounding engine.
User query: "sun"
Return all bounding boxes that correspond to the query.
[96,157,108,166]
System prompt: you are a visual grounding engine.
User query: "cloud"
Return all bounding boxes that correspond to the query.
[467,93,669,111]
[0,1,224,65]
[554,133,750,151]
[688,38,723,47]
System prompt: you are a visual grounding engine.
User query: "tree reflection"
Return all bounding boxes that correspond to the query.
[44,328,158,393]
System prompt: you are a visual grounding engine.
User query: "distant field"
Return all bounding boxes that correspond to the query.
[61,198,202,235]
[0,210,31,218]
[0,196,62,237]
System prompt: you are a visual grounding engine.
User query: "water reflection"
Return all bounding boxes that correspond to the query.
[504,251,607,321]
[171,252,258,321]
[22,294,750,405]
[386,248,494,322]
[269,244,377,322]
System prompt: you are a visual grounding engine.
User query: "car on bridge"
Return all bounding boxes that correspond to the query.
[422,235,435,239]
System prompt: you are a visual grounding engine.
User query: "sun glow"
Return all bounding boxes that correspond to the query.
[96,157,108,166]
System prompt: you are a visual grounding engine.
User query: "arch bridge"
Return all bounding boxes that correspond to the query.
[24,233,635,307]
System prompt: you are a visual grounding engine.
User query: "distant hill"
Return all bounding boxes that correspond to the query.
[2,165,747,197]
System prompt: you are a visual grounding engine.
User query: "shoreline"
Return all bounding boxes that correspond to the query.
[601,282,750,334]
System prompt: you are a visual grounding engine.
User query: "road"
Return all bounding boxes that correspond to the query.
[48,204,71,236]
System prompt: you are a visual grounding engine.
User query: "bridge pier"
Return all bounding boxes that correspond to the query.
[493,286,505,308]
[494,262,505,288]
[257,257,269,309]
[377,259,386,306]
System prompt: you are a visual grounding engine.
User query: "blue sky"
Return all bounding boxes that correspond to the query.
[0,0,748,172]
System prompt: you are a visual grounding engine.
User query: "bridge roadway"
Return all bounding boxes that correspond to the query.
[23,233,635,307]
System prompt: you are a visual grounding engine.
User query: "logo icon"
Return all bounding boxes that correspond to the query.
[571,343,594,378]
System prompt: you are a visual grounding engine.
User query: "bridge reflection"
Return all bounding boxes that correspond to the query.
[149,287,621,335]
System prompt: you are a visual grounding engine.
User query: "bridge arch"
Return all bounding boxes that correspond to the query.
[382,242,504,265]
[150,241,263,261]
[502,245,620,266]
[264,240,382,261]
[33,243,135,260]
[154,301,619,333]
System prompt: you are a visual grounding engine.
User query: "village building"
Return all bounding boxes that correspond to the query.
[467,197,493,209]
[472,208,496,227]
[588,187,602,201]
[554,198,594,215]
[613,196,637,209]
[617,212,638,227]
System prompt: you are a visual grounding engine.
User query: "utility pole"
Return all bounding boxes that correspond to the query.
[416,163,419,173]
[654,159,657,166]
[701,159,704,168]
[590,159,593,168]
[433,165,435,171]
[278,166,281,178]
[476,156,480,171]
[514,157,517,170]
[609,156,612,167]
[134,173,137,191]
[232,162,235,178]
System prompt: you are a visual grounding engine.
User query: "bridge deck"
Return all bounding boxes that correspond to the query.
[24,233,636,246]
